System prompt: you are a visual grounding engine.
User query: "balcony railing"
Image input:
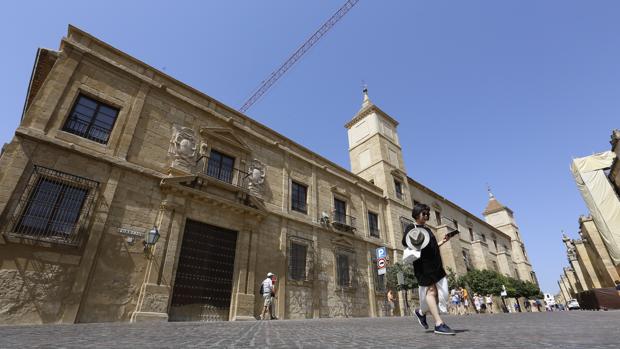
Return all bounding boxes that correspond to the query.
[63,117,112,144]
[332,210,356,233]
[197,156,249,190]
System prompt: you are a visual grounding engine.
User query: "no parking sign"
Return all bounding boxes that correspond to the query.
[376,247,387,275]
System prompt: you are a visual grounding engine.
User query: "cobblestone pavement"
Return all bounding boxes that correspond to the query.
[1,311,619,348]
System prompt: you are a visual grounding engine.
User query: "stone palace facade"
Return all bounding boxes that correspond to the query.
[0,26,535,324]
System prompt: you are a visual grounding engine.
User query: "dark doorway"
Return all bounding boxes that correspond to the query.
[169,219,238,321]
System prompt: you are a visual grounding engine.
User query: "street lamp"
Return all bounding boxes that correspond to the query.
[143,226,160,255]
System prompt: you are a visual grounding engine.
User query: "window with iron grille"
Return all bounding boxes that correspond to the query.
[63,94,119,144]
[291,181,307,214]
[334,198,347,224]
[336,253,350,287]
[400,216,414,236]
[8,166,98,245]
[368,211,379,238]
[207,150,235,183]
[462,249,472,271]
[394,180,403,200]
[289,242,307,281]
[435,211,442,226]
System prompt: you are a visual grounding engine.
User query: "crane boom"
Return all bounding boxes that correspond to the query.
[239,0,359,113]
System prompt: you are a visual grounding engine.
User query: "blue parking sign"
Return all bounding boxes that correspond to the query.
[376,246,387,259]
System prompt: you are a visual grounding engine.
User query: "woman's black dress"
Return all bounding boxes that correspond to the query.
[403,224,446,287]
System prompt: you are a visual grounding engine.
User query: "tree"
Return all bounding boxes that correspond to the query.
[446,267,466,290]
[461,269,504,295]
[386,262,418,291]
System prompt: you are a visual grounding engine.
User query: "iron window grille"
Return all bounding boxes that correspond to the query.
[63,94,119,144]
[394,180,404,200]
[462,250,472,271]
[368,211,380,238]
[7,166,99,246]
[289,242,307,281]
[206,150,235,184]
[336,253,350,287]
[400,216,414,236]
[291,181,308,214]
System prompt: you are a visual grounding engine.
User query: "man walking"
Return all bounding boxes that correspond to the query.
[260,272,275,320]
[403,203,457,335]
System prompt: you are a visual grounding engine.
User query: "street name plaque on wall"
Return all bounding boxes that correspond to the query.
[118,228,144,238]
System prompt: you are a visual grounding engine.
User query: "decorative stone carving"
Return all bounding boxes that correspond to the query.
[247,159,266,196]
[168,125,197,173]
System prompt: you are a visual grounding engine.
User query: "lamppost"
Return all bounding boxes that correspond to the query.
[397,271,409,316]
[143,226,160,258]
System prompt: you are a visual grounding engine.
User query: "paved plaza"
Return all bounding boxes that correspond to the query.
[1,311,619,348]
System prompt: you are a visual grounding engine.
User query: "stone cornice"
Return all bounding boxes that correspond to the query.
[344,103,399,129]
[61,25,387,203]
[407,176,513,242]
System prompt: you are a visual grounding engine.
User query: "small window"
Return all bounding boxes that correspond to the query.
[481,234,487,243]
[368,211,380,238]
[493,239,498,250]
[334,198,347,224]
[289,242,307,281]
[462,250,471,271]
[503,244,508,252]
[469,228,474,241]
[492,261,498,272]
[207,150,235,183]
[435,211,442,226]
[63,94,119,144]
[9,166,98,245]
[394,180,403,200]
[336,253,350,287]
[400,216,414,235]
[291,181,308,214]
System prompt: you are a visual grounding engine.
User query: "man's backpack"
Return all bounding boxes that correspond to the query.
[259,283,264,295]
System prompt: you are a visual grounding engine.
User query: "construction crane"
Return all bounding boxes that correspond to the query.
[238,0,359,113]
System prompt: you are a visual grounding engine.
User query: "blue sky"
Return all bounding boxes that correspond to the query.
[2,1,619,294]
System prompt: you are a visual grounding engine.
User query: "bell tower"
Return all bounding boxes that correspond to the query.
[345,88,408,203]
[483,188,535,283]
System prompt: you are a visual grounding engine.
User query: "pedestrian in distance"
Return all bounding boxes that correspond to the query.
[461,287,470,315]
[259,272,276,320]
[615,280,620,296]
[387,289,396,316]
[485,294,494,314]
[474,294,482,314]
[403,203,458,335]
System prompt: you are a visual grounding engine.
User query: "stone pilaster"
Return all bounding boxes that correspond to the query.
[131,197,185,322]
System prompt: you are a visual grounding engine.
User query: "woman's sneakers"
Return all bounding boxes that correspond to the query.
[414,308,428,329]
[434,323,456,335]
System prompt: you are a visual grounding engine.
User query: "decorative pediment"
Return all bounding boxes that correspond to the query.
[199,127,252,153]
[331,236,354,249]
[390,169,406,180]
[330,185,350,198]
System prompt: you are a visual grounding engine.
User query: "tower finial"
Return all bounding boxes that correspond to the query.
[486,183,494,199]
[362,80,370,107]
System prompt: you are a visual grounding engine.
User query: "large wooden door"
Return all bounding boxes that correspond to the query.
[169,219,238,321]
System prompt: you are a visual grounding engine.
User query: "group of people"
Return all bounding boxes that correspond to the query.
[447,288,495,315]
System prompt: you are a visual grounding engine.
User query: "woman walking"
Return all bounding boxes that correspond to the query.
[403,203,457,335]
